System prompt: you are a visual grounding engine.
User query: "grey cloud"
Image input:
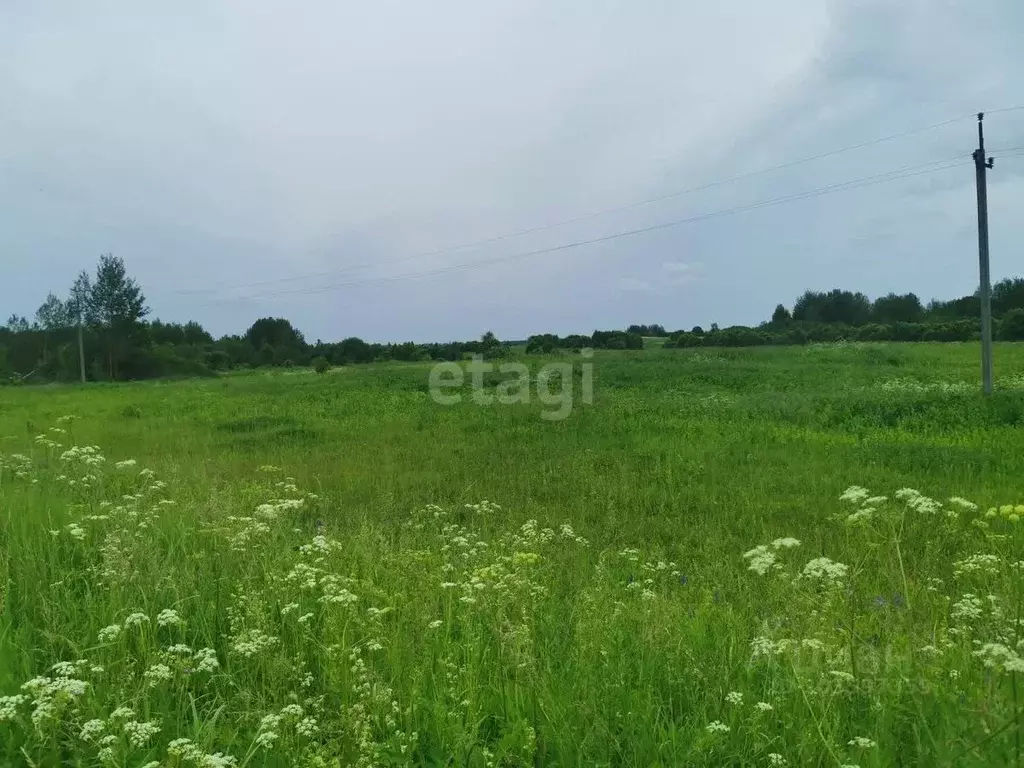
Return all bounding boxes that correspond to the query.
[2,1,1021,341]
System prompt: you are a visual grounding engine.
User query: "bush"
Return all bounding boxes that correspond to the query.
[998,309,1024,341]
[312,356,331,374]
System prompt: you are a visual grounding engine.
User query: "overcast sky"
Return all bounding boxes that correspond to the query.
[2,1,1023,342]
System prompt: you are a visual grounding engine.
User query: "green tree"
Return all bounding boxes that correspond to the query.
[5,314,30,332]
[89,254,149,379]
[872,292,923,324]
[35,293,72,330]
[998,308,1024,341]
[993,278,1024,316]
[771,304,791,325]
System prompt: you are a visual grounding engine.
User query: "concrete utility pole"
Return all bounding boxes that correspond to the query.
[973,112,995,395]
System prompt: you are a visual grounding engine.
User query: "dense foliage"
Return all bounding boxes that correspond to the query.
[5,256,1024,382]
[665,281,1024,348]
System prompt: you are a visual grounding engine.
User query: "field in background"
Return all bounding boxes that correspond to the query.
[3,343,1024,766]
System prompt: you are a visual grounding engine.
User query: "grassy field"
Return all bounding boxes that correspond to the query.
[3,342,1024,766]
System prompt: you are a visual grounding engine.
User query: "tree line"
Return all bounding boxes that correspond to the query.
[663,281,1024,349]
[5,257,1024,383]
[0,257,651,383]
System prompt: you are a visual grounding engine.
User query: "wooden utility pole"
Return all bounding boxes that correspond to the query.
[973,112,995,395]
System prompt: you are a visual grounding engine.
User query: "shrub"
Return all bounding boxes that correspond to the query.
[311,356,331,374]
[998,309,1024,341]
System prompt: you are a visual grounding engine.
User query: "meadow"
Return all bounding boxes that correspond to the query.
[3,342,1024,766]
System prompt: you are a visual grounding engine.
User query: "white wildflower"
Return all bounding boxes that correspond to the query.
[755,701,773,712]
[157,608,183,627]
[848,736,876,749]
[123,719,161,748]
[296,716,319,737]
[143,663,173,687]
[771,537,801,549]
[79,718,106,741]
[0,694,27,722]
[706,720,730,733]
[800,557,848,585]
[194,647,219,672]
[725,691,743,705]
[840,486,870,504]
[742,545,777,576]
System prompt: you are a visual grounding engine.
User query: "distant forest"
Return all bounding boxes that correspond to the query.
[3,255,1024,383]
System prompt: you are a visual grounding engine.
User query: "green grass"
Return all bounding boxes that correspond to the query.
[3,342,1024,766]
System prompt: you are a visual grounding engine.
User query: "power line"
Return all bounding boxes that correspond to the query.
[189,155,967,305]
[173,110,1001,297]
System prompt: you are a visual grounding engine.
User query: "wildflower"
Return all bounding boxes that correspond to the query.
[280,703,304,719]
[124,612,149,628]
[123,719,161,748]
[428,619,443,629]
[726,691,743,705]
[296,716,319,737]
[66,523,86,540]
[255,730,278,749]
[157,608,183,627]
[751,636,781,659]
[143,663,173,687]
[848,736,877,749]
[79,718,106,741]
[974,643,1024,673]
[194,648,219,673]
[799,557,848,585]
[846,508,873,525]
[768,755,787,766]
[167,644,194,655]
[755,701,773,712]
[706,720,730,733]
[201,754,238,767]
[115,459,137,470]
[109,706,134,720]
[742,545,777,576]
[949,496,978,511]
[771,537,801,549]
[951,594,985,622]
[168,738,204,761]
[230,630,279,657]
[840,486,870,503]
[0,694,27,722]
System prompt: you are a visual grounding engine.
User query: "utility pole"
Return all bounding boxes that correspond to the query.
[973,112,995,395]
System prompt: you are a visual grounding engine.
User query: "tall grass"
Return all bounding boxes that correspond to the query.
[3,343,1024,765]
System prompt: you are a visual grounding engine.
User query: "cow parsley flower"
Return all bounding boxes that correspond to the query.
[800,557,848,585]
[726,691,743,705]
[123,719,161,748]
[124,612,149,628]
[157,608,182,627]
[79,718,106,741]
[848,736,876,749]
[743,545,777,576]
[706,720,730,733]
[0,694,27,722]
[143,663,172,687]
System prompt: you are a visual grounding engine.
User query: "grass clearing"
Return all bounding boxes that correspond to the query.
[3,342,1024,766]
